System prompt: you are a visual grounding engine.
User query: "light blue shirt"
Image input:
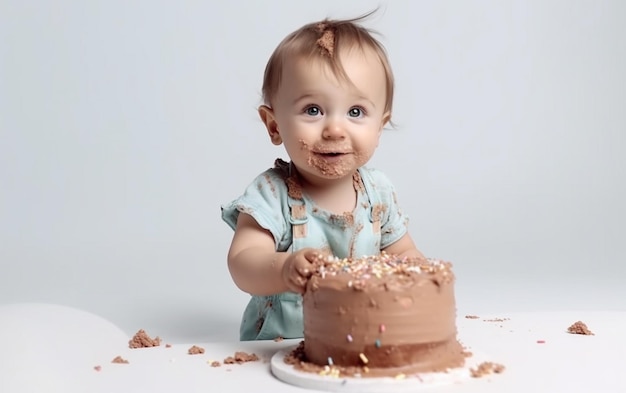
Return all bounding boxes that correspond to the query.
[221,159,409,340]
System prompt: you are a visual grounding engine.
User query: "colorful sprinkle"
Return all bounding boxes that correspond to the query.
[327,357,334,365]
[379,324,386,333]
[395,373,406,379]
[320,364,340,378]
[346,334,353,342]
[359,353,369,364]
[375,339,381,348]
[311,252,452,283]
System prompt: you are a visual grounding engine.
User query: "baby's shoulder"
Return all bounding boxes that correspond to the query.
[359,166,395,189]
[246,159,291,195]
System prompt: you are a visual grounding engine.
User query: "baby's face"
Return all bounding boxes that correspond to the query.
[269,47,389,186]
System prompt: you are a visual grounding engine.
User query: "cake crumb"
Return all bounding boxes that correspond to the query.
[210,361,221,367]
[111,356,129,364]
[188,345,205,355]
[165,343,172,348]
[128,329,161,348]
[283,340,462,378]
[483,317,510,322]
[536,340,546,344]
[567,321,594,335]
[223,351,260,364]
[93,365,102,372]
[274,336,284,342]
[470,361,505,378]
[465,315,480,319]
[315,23,335,57]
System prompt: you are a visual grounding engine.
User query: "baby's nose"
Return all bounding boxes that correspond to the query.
[322,118,346,139]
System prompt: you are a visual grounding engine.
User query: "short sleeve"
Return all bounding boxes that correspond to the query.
[363,167,410,249]
[221,168,292,251]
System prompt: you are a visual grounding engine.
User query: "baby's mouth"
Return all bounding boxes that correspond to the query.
[313,149,351,156]
[314,152,350,162]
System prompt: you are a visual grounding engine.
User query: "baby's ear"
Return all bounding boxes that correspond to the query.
[381,111,391,131]
[258,105,282,145]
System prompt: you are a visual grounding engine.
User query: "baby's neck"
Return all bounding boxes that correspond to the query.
[300,172,359,214]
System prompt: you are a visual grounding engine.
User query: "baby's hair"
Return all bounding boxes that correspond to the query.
[261,10,395,118]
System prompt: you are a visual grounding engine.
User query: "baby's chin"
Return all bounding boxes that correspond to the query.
[307,162,356,180]
[305,153,366,177]
[292,165,355,186]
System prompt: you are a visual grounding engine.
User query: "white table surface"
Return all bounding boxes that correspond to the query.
[1,303,624,393]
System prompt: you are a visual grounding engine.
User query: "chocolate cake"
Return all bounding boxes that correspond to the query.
[302,253,465,377]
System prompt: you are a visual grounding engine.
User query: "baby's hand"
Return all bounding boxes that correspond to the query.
[282,248,325,294]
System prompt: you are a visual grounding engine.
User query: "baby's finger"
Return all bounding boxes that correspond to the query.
[288,275,306,294]
[308,250,331,263]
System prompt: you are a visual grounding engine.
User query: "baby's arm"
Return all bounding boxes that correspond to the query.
[382,232,426,259]
[227,213,322,296]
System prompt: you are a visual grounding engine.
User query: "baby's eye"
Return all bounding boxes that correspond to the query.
[348,107,364,118]
[305,106,322,116]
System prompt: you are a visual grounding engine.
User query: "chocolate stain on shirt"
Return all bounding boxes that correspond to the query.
[352,171,366,194]
[286,176,303,200]
[348,223,364,258]
[262,173,277,198]
[330,212,355,228]
[371,203,387,222]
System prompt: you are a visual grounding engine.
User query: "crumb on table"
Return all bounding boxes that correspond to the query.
[470,361,505,378]
[465,315,480,319]
[210,361,221,367]
[111,356,129,364]
[128,329,161,348]
[223,351,260,364]
[567,321,594,335]
[188,345,205,355]
[482,317,510,322]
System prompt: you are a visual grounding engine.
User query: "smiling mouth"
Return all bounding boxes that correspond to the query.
[314,151,350,157]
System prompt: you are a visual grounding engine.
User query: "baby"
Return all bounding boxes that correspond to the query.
[222,14,424,340]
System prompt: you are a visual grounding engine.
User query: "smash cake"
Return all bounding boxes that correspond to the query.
[287,253,467,378]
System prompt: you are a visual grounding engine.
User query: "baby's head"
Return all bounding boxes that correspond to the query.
[258,14,395,181]
[261,14,395,120]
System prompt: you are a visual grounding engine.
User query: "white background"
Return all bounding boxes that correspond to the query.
[1,0,624,342]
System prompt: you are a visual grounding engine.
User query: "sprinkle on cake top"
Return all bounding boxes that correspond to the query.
[311,252,454,284]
